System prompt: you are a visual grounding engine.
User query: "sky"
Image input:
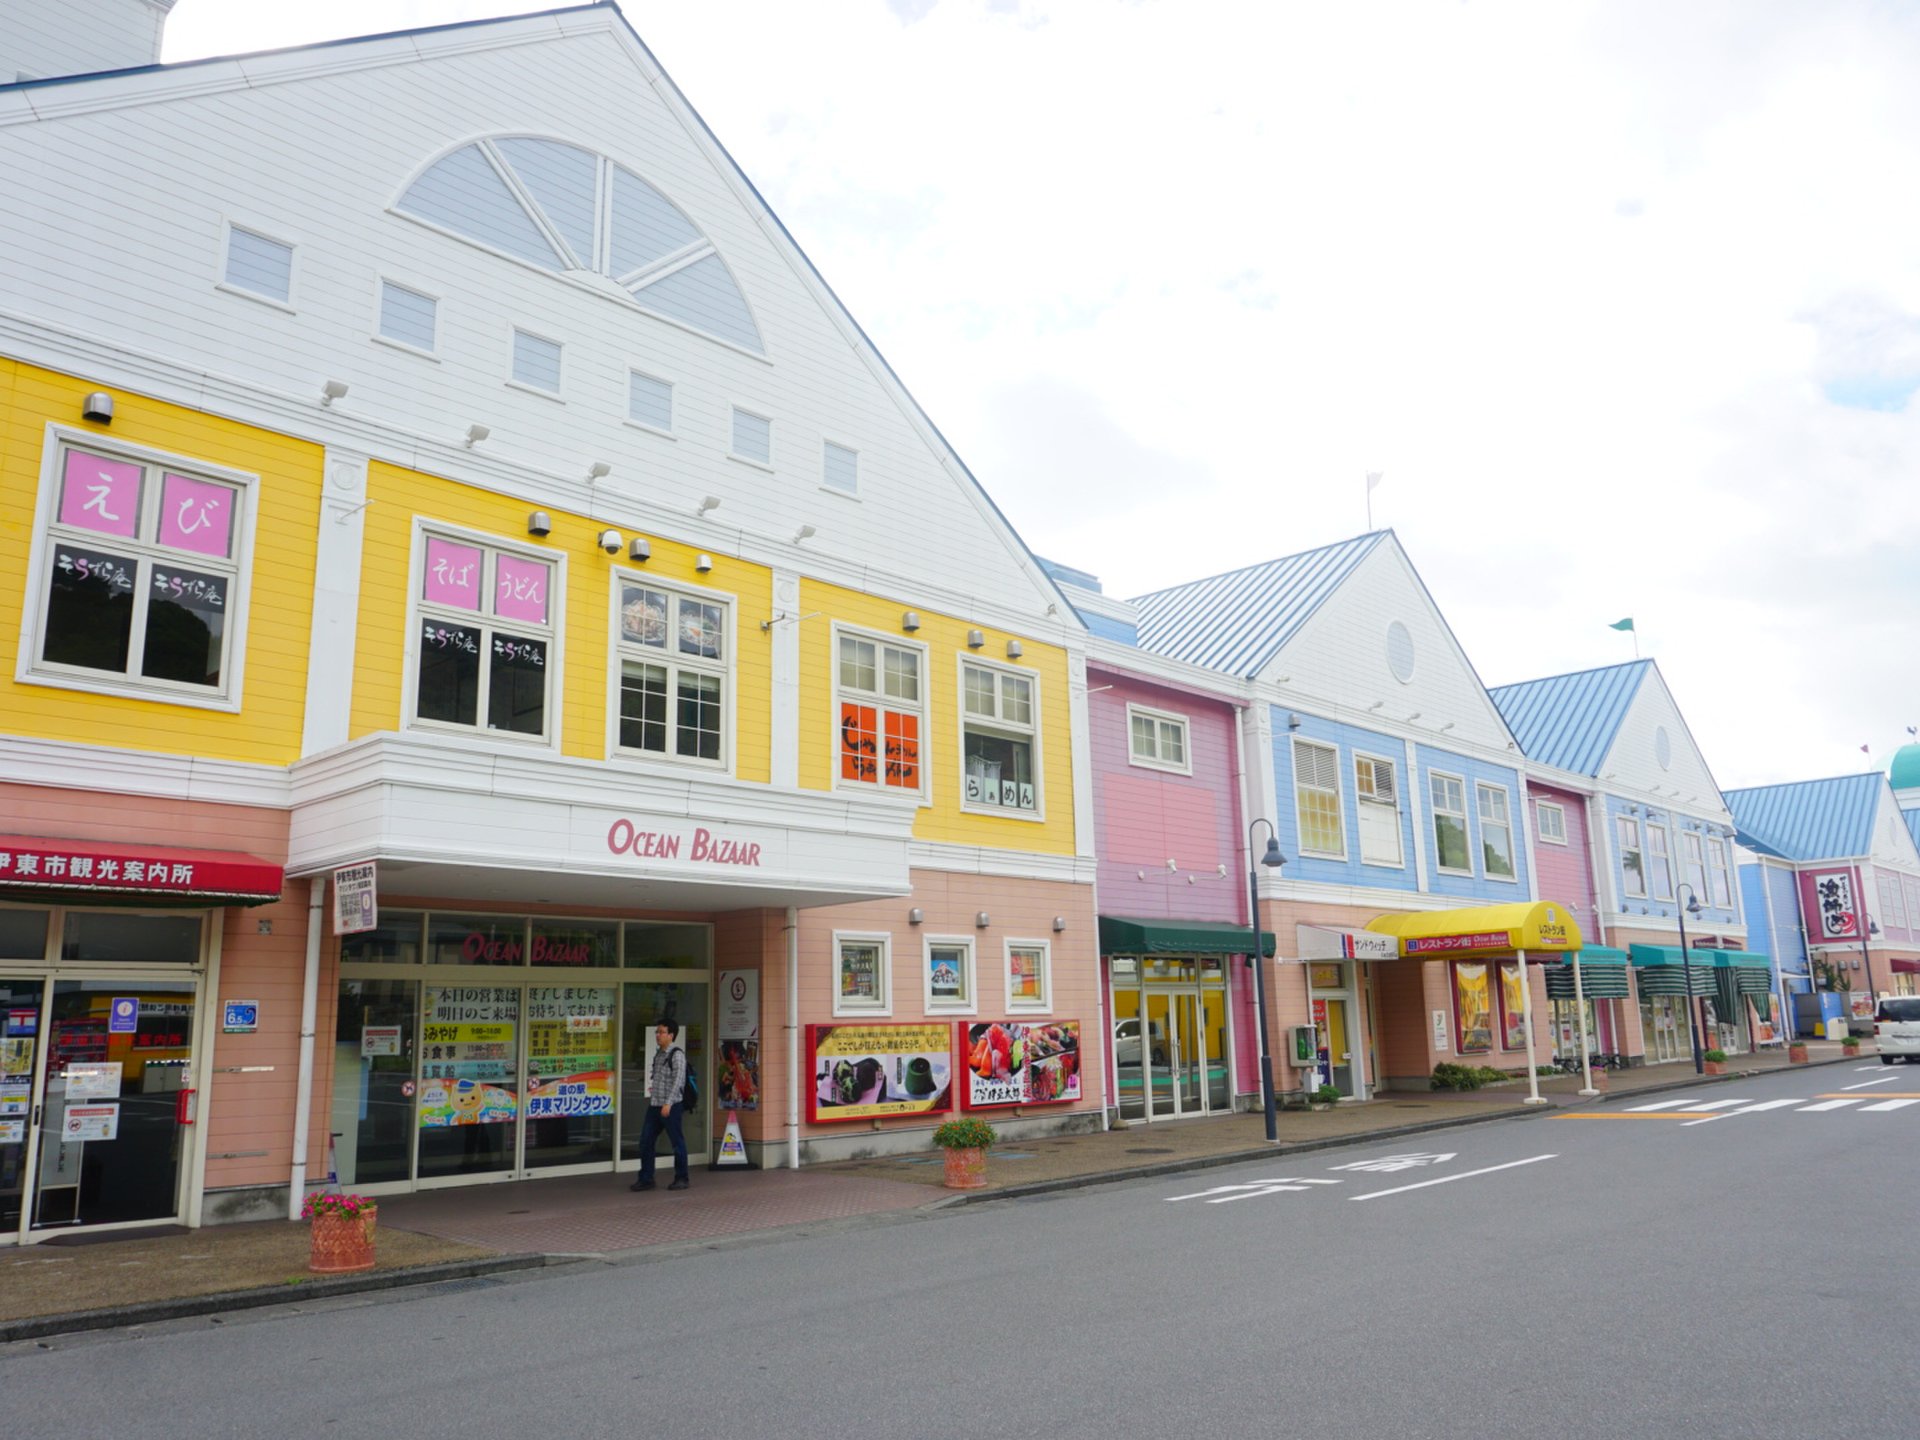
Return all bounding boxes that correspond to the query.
[162,0,1920,789]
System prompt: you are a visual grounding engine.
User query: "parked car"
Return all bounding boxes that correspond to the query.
[1112,1018,1167,1067]
[1875,997,1920,1063]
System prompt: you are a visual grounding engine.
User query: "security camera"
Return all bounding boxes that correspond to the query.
[597,529,623,554]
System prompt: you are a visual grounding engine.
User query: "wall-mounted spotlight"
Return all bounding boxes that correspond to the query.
[1439,721,1456,733]
[901,611,921,632]
[320,379,349,407]
[464,423,490,448]
[587,460,612,481]
[1367,700,1385,712]
[697,495,722,516]
[967,629,985,649]
[975,912,990,928]
[82,391,115,424]
[597,529,623,554]
[793,524,816,543]
[1286,712,1302,730]
[1006,640,1024,659]
[908,907,924,926]
[1052,916,1066,933]
[527,511,552,537]
[1406,712,1421,723]
[628,537,651,563]
[695,553,714,573]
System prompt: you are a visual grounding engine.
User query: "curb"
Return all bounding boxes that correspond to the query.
[1587,1053,1858,1105]
[0,1251,549,1345]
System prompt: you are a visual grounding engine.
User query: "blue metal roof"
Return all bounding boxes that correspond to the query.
[1127,533,1386,676]
[1722,773,1883,862]
[1904,806,1920,853]
[1487,661,1650,775]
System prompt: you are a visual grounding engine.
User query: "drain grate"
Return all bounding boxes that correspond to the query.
[1126,1146,1176,1154]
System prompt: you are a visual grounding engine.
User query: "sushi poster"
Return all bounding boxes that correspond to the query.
[961,1020,1082,1110]
[806,1024,953,1123]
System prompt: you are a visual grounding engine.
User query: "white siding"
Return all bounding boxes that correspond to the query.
[1598,669,1730,824]
[0,0,171,83]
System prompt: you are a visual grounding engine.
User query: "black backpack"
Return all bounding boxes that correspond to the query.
[679,1050,698,1109]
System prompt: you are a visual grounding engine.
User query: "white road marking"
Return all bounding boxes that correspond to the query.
[1725,1099,1803,1114]
[1842,1074,1903,1090]
[1350,1154,1556,1202]
[1328,1152,1456,1174]
[1684,1098,1754,1111]
[1167,1178,1341,1204]
[1798,1099,1864,1112]
[1624,1100,1698,1112]
[1861,1098,1920,1113]
[1853,1065,1880,1072]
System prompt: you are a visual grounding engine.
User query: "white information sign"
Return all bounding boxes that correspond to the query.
[717,970,759,1041]
[333,861,378,936]
[361,1024,402,1058]
[63,1103,121,1142]
[1432,1009,1450,1053]
[65,1062,123,1100]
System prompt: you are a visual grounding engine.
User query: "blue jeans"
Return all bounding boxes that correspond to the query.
[637,1100,687,1183]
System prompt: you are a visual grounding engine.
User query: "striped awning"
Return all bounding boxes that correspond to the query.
[1545,965,1630,1000]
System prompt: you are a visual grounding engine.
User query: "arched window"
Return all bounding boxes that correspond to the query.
[397,138,763,354]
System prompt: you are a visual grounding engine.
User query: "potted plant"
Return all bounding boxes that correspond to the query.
[1702,1048,1728,1076]
[1787,1039,1810,1064]
[932,1116,995,1190]
[1310,1083,1342,1109]
[304,1191,377,1274]
[1842,1032,1862,1056]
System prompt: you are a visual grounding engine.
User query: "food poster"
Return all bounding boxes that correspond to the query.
[716,970,760,1111]
[524,986,615,1119]
[718,1039,760,1111]
[961,1020,1082,1109]
[419,986,518,1128]
[808,1024,952,1122]
[1499,963,1527,1050]
[1,1029,30,1145]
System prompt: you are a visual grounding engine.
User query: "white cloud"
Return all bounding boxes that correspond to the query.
[162,0,1920,785]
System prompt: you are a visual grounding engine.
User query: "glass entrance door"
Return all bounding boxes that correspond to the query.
[1321,998,1353,1095]
[35,979,196,1231]
[2,978,42,1235]
[417,984,520,1182]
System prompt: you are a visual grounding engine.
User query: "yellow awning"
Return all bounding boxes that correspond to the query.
[1366,902,1583,959]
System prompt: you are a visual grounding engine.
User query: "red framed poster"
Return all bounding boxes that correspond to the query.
[959,1020,1082,1110]
[806,1023,953,1123]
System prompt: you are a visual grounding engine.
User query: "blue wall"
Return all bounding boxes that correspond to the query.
[1601,796,1741,928]
[1741,859,1809,985]
[1410,743,1532,903]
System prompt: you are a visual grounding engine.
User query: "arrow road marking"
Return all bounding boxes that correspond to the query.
[1167,1178,1341,1204]
[1328,1152,1456,1174]
[1350,1154,1556,1202]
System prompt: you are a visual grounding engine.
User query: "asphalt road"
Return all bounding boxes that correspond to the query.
[6,1062,1916,1439]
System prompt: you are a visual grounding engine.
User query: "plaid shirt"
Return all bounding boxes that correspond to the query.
[647,1044,686,1107]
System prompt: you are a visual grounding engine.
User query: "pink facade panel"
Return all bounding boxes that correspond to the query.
[1872,868,1916,945]
[1800,866,1865,943]
[1090,669,1245,924]
[1527,783,1596,934]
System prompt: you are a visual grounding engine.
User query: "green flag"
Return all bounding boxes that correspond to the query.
[1608,618,1635,632]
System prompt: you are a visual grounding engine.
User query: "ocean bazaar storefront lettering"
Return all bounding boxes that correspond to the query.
[605,820,763,868]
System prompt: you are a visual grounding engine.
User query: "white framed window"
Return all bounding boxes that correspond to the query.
[1617,815,1646,898]
[833,931,891,1016]
[1681,831,1709,906]
[510,327,563,395]
[961,659,1042,816]
[835,627,926,799]
[19,433,256,710]
[923,936,976,1013]
[1430,772,1471,874]
[1646,823,1674,901]
[1884,871,1911,933]
[1006,939,1052,1013]
[377,280,438,354]
[1293,739,1345,858]
[1354,753,1403,867]
[1907,875,1920,929]
[221,222,293,306]
[627,370,674,433]
[731,407,772,466]
[823,440,858,496]
[1477,782,1516,880]
[1536,801,1568,845]
[1127,704,1190,774]
[409,525,557,741]
[610,573,730,769]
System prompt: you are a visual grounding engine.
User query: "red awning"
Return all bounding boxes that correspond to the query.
[0,835,283,906]
[1891,957,1920,975]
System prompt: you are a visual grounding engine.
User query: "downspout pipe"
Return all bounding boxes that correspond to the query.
[786,906,801,1171]
[287,876,327,1220]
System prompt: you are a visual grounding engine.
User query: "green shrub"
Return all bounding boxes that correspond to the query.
[1430,1062,1484,1091]
[1703,1049,1728,1063]
[931,1116,995,1150]
[1313,1083,1342,1105]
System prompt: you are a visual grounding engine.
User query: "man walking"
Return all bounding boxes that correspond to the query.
[631,1022,690,1192]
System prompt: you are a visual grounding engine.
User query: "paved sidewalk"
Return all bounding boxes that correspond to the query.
[1,1039,1869,1341]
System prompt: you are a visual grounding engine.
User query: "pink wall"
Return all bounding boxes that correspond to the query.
[1090,667,1245,923]
[1527,782,1598,938]
[1872,869,1917,945]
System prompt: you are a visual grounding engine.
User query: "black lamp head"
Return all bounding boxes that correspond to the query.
[1260,838,1287,869]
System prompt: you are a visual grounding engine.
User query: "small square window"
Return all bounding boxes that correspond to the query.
[378,281,437,352]
[1006,940,1051,1012]
[731,408,771,465]
[1127,705,1189,773]
[823,441,858,495]
[1536,801,1568,845]
[962,662,1040,815]
[834,933,890,1016]
[924,937,976,1013]
[224,225,292,304]
[629,371,673,431]
[512,329,563,393]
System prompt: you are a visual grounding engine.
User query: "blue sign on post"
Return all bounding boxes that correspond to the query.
[108,997,139,1034]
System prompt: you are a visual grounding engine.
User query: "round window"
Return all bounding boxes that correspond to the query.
[1655,725,1673,771]
[1386,621,1416,683]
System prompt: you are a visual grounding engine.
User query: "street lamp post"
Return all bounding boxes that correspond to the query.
[1674,884,1706,1075]
[1247,819,1288,1142]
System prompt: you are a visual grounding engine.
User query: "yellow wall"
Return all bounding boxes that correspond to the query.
[797,579,1076,856]
[0,361,320,765]
[349,462,772,781]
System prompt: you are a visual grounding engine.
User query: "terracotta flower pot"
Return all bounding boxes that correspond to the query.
[942,1146,987,1190]
[1702,1061,1725,1076]
[1788,1044,1810,1064]
[308,1204,378,1274]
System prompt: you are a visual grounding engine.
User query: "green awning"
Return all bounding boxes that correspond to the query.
[1571,946,1632,966]
[1545,965,1630,999]
[1631,945,1772,969]
[1632,957,1713,996]
[1712,969,1743,1020]
[1099,915,1276,958]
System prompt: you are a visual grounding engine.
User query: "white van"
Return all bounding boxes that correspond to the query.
[1874,997,1920,1063]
